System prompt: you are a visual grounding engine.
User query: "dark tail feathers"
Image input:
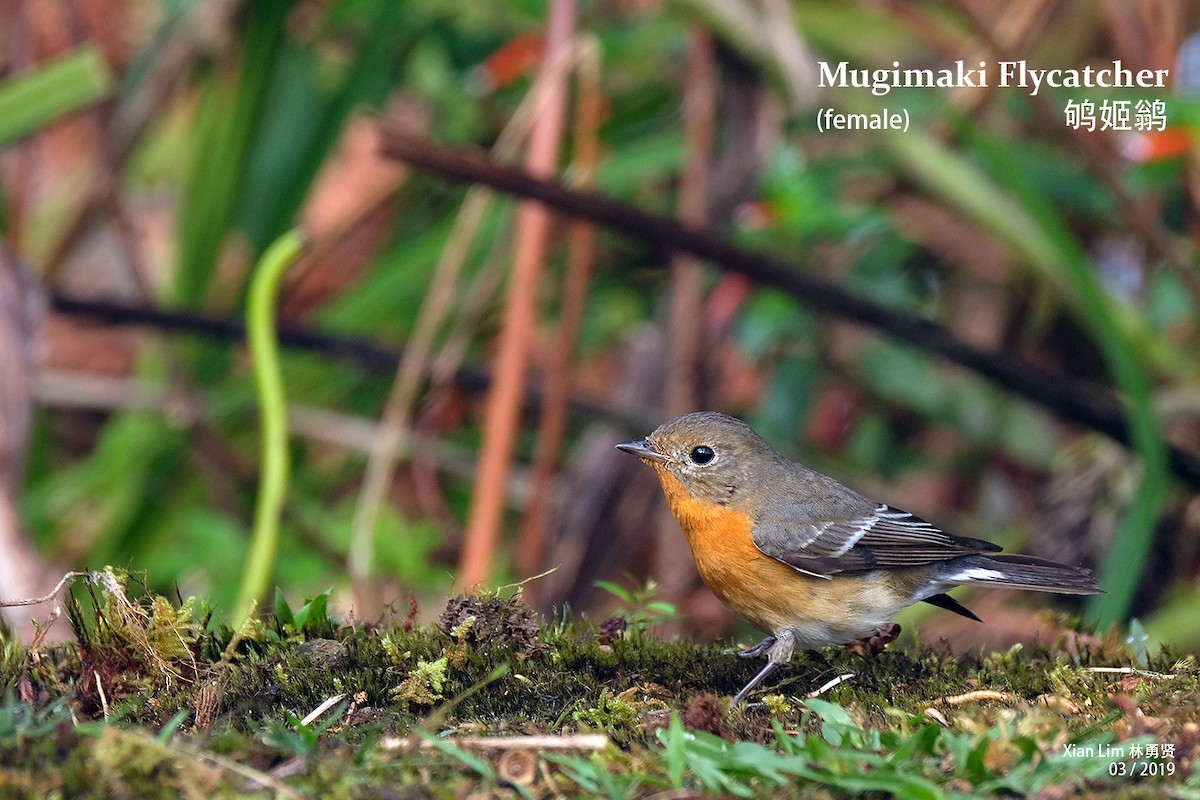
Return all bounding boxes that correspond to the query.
[945,554,1102,596]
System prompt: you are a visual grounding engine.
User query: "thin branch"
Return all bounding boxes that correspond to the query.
[517,36,603,589]
[668,26,714,417]
[375,129,1200,490]
[0,569,95,607]
[656,26,717,623]
[33,370,536,514]
[47,293,659,432]
[1,569,115,652]
[381,733,609,751]
[299,693,347,727]
[459,0,577,589]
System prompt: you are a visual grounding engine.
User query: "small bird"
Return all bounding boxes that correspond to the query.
[616,411,1102,704]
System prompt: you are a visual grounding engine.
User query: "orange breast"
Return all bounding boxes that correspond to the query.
[651,465,904,644]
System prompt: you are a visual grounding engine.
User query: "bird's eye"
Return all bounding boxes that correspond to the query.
[690,445,715,465]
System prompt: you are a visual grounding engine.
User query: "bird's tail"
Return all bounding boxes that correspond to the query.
[943,554,1102,595]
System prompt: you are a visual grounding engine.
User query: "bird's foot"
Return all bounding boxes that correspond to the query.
[731,630,796,705]
[736,635,776,659]
[845,623,901,657]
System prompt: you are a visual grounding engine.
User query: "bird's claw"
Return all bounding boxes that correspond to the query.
[736,635,776,659]
[845,622,901,657]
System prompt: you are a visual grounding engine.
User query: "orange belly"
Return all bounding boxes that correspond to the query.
[652,466,905,645]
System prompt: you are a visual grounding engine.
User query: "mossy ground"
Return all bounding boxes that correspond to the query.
[1,570,1198,798]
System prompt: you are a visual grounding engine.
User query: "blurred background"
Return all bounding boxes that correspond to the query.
[2,0,1199,653]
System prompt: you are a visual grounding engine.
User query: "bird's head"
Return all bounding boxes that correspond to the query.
[616,411,784,509]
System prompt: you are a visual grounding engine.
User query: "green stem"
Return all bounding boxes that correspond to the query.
[234,229,306,627]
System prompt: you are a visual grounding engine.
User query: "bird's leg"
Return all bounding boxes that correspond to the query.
[731,629,795,704]
[736,635,776,659]
[731,662,778,706]
[845,622,901,657]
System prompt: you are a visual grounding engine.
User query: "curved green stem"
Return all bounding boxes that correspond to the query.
[234,229,306,627]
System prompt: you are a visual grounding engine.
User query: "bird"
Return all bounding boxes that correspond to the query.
[615,411,1102,704]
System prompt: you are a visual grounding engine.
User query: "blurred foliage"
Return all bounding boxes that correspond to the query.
[2,0,1198,646]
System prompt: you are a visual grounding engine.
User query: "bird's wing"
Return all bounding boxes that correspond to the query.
[752,503,1001,577]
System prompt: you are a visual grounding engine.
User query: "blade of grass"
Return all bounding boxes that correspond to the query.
[882,120,1180,373]
[409,729,497,783]
[173,0,291,308]
[239,0,410,251]
[0,47,112,146]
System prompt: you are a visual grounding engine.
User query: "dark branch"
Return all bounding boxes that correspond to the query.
[376,127,1200,490]
[48,294,652,432]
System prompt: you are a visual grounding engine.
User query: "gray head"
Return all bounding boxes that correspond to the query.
[615,411,787,509]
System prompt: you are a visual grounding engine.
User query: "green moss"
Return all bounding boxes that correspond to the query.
[393,656,449,708]
[573,687,642,743]
[2,580,1199,797]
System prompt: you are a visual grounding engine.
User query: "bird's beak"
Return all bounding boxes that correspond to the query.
[616,438,671,464]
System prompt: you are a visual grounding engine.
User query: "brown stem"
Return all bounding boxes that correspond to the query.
[457,0,577,589]
[516,38,603,591]
[656,27,717,625]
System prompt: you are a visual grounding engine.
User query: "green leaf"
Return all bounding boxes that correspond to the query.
[293,590,331,632]
[888,723,941,763]
[157,710,189,742]
[805,698,857,728]
[172,0,292,308]
[965,734,995,784]
[662,713,687,787]
[594,580,634,605]
[0,47,112,146]
[274,588,295,628]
